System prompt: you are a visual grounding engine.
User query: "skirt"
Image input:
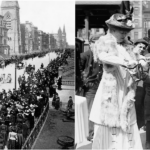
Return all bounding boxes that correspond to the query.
[92,123,143,150]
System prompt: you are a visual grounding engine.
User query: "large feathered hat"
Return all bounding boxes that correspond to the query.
[105,13,135,31]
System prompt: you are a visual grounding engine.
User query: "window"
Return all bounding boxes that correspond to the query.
[134,19,139,27]
[144,21,147,28]
[148,21,150,28]
[4,39,6,45]
[134,32,138,40]
[134,7,139,16]
[134,1,139,4]
[5,12,12,29]
[4,32,7,37]
[0,37,2,44]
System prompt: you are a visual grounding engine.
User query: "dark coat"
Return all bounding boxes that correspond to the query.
[78,49,103,96]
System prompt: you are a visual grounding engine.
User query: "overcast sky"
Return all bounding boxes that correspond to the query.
[0,0,75,45]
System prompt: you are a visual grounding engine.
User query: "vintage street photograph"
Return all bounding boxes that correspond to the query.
[0,0,75,149]
[76,0,150,149]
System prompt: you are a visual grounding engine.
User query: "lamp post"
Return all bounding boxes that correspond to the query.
[15,56,17,89]
[13,18,17,90]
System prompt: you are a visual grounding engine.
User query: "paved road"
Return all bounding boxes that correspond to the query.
[0,52,57,91]
[32,85,75,149]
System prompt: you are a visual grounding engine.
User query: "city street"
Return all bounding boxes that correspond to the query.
[32,85,75,149]
[0,52,57,92]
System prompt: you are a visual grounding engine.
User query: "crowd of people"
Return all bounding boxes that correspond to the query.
[0,49,72,149]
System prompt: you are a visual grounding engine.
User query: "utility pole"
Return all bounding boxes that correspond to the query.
[14,18,17,90]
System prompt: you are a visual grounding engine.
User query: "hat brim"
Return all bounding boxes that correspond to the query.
[106,21,134,31]
[134,40,149,46]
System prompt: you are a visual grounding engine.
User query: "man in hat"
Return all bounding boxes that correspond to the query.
[132,38,149,129]
[79,33,104,140]
[134,38,149,57]
[133,38,150,148]
[89,13,143,149]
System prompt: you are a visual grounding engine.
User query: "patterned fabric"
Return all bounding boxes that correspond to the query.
[90,32,137,132]
[92,124,142,150]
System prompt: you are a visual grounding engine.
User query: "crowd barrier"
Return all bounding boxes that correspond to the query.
[21,102,49,149]
[62,78,74,86]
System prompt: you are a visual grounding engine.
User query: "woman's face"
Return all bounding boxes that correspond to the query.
[113,29,129,43]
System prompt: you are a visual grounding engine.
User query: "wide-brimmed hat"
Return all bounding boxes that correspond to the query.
[105,13,135,31]
[134,38,149,47]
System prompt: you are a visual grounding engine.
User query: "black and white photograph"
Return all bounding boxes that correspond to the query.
[75,0,150,149]
[0,0,75,149]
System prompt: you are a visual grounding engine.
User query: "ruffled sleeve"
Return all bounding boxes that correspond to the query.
[93,35,127,67]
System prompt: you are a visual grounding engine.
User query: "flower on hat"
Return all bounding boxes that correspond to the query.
[126,20,132,27]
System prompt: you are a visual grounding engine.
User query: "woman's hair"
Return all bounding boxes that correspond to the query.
[108,25,129,33]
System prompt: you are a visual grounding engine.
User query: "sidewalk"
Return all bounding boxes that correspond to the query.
[32,85,75,149]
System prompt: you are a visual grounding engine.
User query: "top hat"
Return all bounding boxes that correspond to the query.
[105,13,135,31]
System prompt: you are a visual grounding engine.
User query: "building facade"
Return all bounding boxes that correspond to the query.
[142,0,150,37]
[42,32,49,51]
[130,1,143,42]
[38,30,42,51]
[25,21,33,53]
[51,26,67,49]
[20,24,25,53]
[33,26,39,51]
[49,34,57,49]
[1,0,21,55]
[0,15,9,55]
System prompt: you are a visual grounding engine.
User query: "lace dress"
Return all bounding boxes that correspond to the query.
[90,33,143,149]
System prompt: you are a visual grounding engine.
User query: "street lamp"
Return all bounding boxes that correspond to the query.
[15,56,17,89]
[12,18,18,90]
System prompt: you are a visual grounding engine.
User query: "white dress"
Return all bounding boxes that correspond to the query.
[90,33,143,150]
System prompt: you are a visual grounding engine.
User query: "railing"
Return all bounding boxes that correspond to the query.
[62,65,74,73]
[21,102,49,150]
[62,78,74,86]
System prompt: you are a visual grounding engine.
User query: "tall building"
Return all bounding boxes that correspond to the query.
[33,26,39,51]
[51,26,67,49]
[38,30,42,51]
[130,1,143,42]
[0,15,9,55]
[49,34,57,49]
[42,32,49,51]
[24,21,33,53]
[0,0,21,55]
[20,24,25,53]
[142,0,150,37]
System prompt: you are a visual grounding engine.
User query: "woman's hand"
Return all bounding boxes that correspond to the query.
[128,99,135,108]
[123,60,138,69]
[127,60,138,68]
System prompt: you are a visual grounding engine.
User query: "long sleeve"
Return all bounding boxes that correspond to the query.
[92,34,128,67]
[99,51,126,66]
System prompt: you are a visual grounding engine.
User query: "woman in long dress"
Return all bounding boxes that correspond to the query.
[90,13,143,149]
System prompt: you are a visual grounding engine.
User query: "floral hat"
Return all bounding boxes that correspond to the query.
[105,13,135,31]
